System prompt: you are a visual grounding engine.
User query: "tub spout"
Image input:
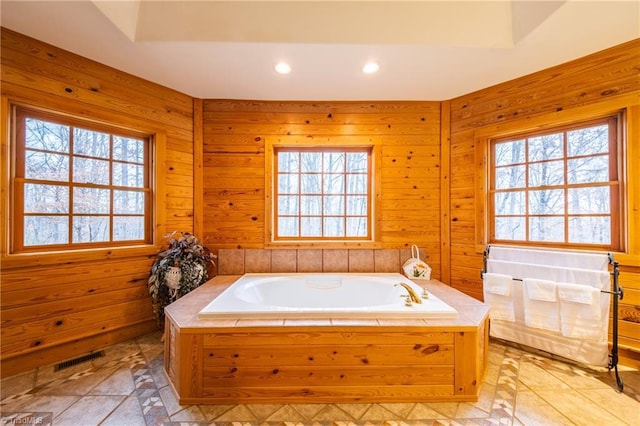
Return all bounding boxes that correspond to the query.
[395,283,422,304]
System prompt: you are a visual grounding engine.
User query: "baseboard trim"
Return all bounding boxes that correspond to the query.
[0,320,158,378]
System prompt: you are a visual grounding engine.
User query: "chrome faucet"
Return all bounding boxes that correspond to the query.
[395,283,422,304]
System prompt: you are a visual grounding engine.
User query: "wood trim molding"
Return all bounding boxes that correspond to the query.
[0,320,157,378]
[440,100,451,284]
[0,96,10,259]
[193,98,204,238]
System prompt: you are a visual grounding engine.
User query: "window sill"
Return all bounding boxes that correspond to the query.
[265,240,383,250]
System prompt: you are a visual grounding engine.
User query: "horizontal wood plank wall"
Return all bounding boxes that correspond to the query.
[448,39,640,353]
[202,101,444,277]
[0,28,195,376]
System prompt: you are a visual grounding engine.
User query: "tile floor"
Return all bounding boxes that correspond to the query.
[1,331,638,426]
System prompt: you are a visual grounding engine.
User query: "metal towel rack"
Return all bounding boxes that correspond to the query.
[481,245,624,392]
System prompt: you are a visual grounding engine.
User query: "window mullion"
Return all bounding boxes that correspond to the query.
[524,137,530,242]
[109,134,114,243]
[563,130,569,244]
[69,125,75,247]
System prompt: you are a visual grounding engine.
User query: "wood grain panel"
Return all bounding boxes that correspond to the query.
[194,384,455,404]
[202,100,444,271]
[0,29,192,112]
[0,28,194,375]
[203,100,441,113]
[203,364,455,387]
[204,111,440,125]
[203,330,454,346]
[204,343,454,366]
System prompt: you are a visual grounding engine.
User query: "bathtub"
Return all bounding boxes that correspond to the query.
[197,273,458,319]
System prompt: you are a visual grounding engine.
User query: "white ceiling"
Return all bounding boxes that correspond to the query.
[1,0,639,101]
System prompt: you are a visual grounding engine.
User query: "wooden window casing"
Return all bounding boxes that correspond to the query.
[272,146,373,242]
[487,114,623,251]
[11,106,153,253]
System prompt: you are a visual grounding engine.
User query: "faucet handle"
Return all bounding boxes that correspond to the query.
[404,296,413,306]
[422,288,429,299]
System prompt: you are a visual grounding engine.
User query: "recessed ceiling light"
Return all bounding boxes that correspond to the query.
[275,62,291,74]
[362,61,379,74]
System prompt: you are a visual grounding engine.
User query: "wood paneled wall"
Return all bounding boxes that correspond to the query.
[201,101,445,278]
[448,39,640,351]
[2,27,639,375]
[0,28,196,376]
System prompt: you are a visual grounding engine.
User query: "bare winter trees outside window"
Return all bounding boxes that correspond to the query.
[12,106,151,252]
[489,115,622,250]
[274,147,371,241]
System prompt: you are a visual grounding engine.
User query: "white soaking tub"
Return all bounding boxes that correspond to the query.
[197,273,458,319]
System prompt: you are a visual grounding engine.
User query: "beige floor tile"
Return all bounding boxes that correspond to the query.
[214,404,259,421]
[335,403,372,419]
[264,404,307,422]
[454,401,490,419]
[487,347,506,364]
[101,395,146,426]
[517,359,571,391]
[245,403,284,421]
[135,330,164,347]
[89,366,135,395]
[0,395,80,418]
[198,403,237,421]
[406,403,446,419]
[512,416,526,425]
[379,403,415,418]
[34,363,94,387]
[0,371,36,400]
[548,368,615,391]
[513,390,573,425]
[135,331,164,359]
[536,389,632,426]
[92,342,142,366]
[37,366,118,396]
[359,404,399,421]
[288,403,328,420]
[422,402,458,418]
[53,395,125,426]
[578,388,640,425]
[311,404,355,421]
[471,382,495,413]
[158,384,184,416]
[483,362,502,385]
[170,405,206,422]
[146,353,169,389]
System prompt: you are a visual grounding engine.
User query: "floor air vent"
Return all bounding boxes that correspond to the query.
[54,350,105,371]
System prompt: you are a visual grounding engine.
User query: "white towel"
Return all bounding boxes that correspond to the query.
[523,278,560,331]
[489,246,610,270]
[483,273,515,321]
[487,259,610,288]
[558,282,603,340]
[524,278,557,302]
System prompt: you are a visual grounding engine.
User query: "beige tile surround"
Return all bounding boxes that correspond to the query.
[217,248,416,276]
